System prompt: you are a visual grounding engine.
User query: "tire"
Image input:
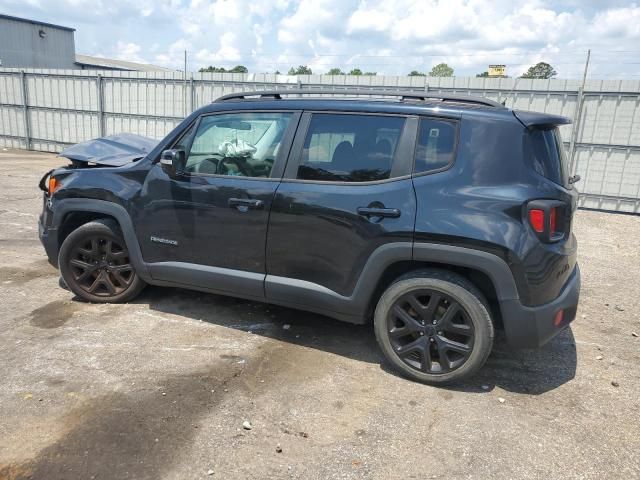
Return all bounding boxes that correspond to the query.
[58,219,146,303]
[374,269,494,385]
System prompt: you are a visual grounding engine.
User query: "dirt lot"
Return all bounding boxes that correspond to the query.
[0,149,638,480]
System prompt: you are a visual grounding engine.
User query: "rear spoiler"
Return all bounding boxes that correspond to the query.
[513,110,572,129]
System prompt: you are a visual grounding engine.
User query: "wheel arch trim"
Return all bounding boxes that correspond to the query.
[412,243,519,301]
[52,198,151,280]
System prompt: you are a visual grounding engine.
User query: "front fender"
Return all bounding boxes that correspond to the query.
[51,198,151,281]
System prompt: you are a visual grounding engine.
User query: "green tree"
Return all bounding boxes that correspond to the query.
[520,62,557,79]
[408,70,426,76]
[326,67,345,75]
[198,65,248,73]
[348,68,363,75]
[199,66,227,73]
[363,71,377,76]
[288,65,313,75]
[428,63,454,77]
[476,71,489,77]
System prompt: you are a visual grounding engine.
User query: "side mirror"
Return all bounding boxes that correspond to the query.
[160,149,186,177]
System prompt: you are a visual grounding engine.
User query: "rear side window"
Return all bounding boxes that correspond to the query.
[526,127,569,186]
[297,114,405,182]
[414,118,457,174]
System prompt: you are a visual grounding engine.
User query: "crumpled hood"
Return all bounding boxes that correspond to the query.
[58,133,159,167]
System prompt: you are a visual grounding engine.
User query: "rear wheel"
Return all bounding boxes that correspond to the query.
[59,219,145,303]
[374,269,493,385]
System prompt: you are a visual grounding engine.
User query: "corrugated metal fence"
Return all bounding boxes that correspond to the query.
[1,68,639,213]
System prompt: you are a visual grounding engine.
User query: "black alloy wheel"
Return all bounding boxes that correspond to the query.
[69,236,134,296]
[59,219,146,303]
[374,269,493,385]
[388,289,475,374]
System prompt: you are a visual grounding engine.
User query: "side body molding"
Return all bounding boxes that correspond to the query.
[147,262,266,301]
[265,242,414,324]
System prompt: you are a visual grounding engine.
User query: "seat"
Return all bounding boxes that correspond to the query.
[331,141,354,173]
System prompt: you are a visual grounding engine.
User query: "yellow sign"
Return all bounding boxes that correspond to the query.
[488,65,506,77]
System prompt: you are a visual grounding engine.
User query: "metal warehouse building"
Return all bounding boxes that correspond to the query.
[0,14,77,69]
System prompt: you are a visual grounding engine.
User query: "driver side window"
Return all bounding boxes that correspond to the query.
[184,112,293,177]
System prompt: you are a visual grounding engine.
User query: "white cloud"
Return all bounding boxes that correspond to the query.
[2,0,639,77]
[113,41,146,63]
[194,32,242,65]
[153,38,191,67]
[592,5,640,38]
[347,8,388,33]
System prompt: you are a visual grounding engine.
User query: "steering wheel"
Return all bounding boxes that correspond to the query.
[217,157,253,176]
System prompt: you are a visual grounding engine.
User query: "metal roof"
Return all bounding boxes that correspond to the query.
[0,13,75,32]
[75,54,175,72]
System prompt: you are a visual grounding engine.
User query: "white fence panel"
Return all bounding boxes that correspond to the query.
[0,69,639,213]
[0,105,25,138]
[104,115,180,140]
[0,72,23,104]
[103,77,186,118]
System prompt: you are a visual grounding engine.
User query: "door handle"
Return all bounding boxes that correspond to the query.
[228,198,264,210]
[357,207,401,218]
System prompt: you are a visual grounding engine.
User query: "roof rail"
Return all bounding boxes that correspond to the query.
[214,89,505,108]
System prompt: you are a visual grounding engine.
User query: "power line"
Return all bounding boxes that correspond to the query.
[146,50,640,61]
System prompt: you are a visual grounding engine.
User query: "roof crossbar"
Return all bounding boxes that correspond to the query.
[214,89,504,108]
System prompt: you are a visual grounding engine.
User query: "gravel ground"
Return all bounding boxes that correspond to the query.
[0,149,638,480]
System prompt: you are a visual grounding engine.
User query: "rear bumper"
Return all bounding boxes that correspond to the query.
[38,216,59,268]
[499,264,580,348]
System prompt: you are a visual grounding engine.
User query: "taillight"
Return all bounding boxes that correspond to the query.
[549,206,557,234]
[527,200,566,242]
[529,209,545,233]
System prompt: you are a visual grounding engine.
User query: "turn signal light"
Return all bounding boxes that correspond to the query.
[48,176,60,194]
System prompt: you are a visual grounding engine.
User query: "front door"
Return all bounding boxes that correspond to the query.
[135,110,299,299]
[265,112,417,317]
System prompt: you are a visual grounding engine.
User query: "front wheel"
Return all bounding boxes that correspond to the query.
[374,269,494,385]
[59,219,146,303]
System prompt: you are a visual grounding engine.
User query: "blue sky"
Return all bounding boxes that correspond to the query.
[2,0,640,78]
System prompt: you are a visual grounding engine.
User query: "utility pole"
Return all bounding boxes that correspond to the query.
[568,49,591,175]
[184,50,188,117]
[581,49,591,87]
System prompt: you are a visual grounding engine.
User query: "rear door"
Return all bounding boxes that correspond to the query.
[265,111,418,315]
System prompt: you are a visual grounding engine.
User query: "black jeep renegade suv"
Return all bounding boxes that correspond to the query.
[38,89,580,384]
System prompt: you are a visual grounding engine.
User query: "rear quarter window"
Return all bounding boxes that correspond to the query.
[525,127,569,187]
[414,118,457,174]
